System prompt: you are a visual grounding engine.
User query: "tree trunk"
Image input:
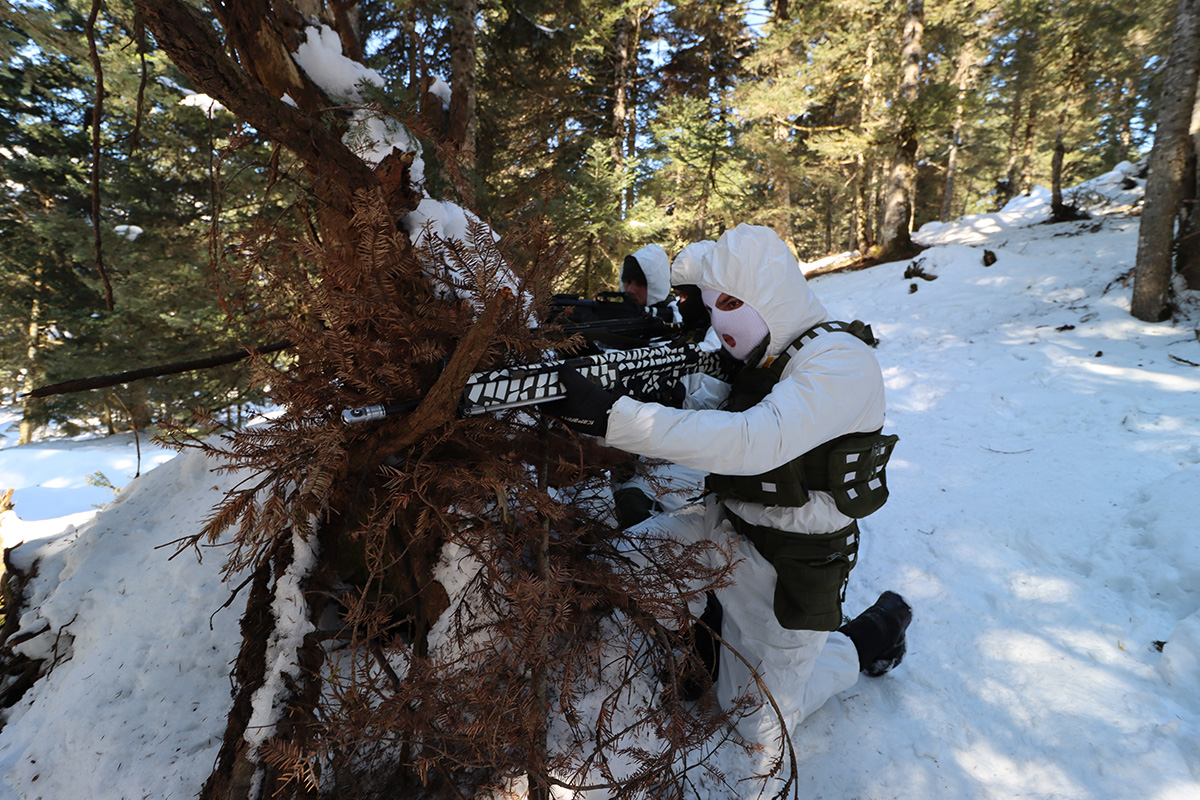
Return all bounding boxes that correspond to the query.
[124,382,154,433]
[877,0,924,260]
[1118,76,1136,160]
[696,107,721,241]
[611,15,632,219]
[625,12,645,215]
[1132,0,1200,320]
[1019,98,1038,196]
[823,186,834,253]
[527,420,553,800]
[133,0,392,234]
[403,5,420,93]
[880,140,916,257]
[86,0,115,313]
[942,26,978,222]
[999,25,1036,208]
[18,293,43,446]
[772,119,794,244]
[999,89,1023,208]
[198,556,275,800]
[1051,113,1067,213]
[130,5,425,799]
[1049,43,1090,222]
[942,111,964,223]
[211,0,328,113]
[1175,73,1200,289]
[584,231,596,298]
[854,21,880,253]
[447,0,477,175]
[851,159,866,253]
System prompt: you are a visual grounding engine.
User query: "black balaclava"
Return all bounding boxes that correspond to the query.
[674,284,710,333]
[621,255,647,288]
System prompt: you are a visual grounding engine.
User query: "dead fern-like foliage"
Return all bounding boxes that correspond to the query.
[168,186,792,799]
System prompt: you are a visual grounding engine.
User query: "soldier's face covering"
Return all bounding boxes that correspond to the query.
[674,284,710,333]
[622,279,649,307]
[702,288,770,362]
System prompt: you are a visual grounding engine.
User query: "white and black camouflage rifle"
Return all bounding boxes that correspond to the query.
[341,340,734,425]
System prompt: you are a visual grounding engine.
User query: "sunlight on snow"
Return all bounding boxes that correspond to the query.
[976,628,1145,725]
[970,274,1019,288]
[953,741,1082,798]
[1085,316,1194,339]
[885,380,949,413]
[1007,573,1076,603]
[1079,362,1200,393]
[37,476,78,490]
[897,565,944,600]
[1047,627,1158,672]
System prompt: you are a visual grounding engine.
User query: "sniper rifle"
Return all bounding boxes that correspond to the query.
[550,291,681,352]
[342,339,734,425]
[557,313,680,348]
[551,291,648,324]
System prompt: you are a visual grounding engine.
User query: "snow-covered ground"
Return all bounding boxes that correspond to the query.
[2,164,1200,799]
[0,416,178,526]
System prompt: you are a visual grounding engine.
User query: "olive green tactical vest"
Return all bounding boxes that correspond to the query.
[706,321,899,631]
[705,321,898,518]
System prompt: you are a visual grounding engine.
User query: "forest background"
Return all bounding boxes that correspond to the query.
[2,0,1189,441]
[5,2,1200,798]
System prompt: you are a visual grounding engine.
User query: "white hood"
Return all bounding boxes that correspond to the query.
[627,243,671,305]
[670,240,716,286]
[673,224,829,363]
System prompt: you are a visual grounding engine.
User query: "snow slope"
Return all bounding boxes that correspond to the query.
[795,193,1200,800]
[2,166,1200,798]
[0,447,248,799]
[0,419,178,526]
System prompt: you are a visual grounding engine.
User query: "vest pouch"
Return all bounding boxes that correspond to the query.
[827,432,899,518]
[728,512,859,632]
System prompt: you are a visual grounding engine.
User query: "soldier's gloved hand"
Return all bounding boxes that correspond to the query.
[545,367,616,436]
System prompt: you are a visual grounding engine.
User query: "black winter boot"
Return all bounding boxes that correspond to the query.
[839,591,912,677]
[682,592,723,700]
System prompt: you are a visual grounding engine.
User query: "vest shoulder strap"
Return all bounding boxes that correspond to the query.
[768,320,876,379]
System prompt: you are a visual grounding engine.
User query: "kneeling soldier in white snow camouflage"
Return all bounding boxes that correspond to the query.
[549,223,912,745]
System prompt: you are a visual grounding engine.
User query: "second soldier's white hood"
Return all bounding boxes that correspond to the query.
[671,240,716,284]
[672,224,829,363]
[628,243,672,306]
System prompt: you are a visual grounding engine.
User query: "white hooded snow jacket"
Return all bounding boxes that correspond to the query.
[605,224,887,535]
[626,243,672,306]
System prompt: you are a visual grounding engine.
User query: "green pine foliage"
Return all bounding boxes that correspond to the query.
[0,0,1182,437]
[1,0,294,438]
[639,93,759,247]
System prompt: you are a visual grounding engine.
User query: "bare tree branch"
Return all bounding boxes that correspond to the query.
[23,340,292,399]
[86,0,115,312]
[131,0,385,224]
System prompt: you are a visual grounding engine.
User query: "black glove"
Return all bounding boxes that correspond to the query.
[545,367,616,436]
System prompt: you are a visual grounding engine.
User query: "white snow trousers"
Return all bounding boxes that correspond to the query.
[627,499,861,747]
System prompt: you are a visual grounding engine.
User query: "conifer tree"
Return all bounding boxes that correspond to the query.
[636,0,754,248]
[119,3,756,798]
[473,1,644,287]
[0,0,280,440]
[1133,0,1200,320]
[738,0,893,258]
[877,0,926,260]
